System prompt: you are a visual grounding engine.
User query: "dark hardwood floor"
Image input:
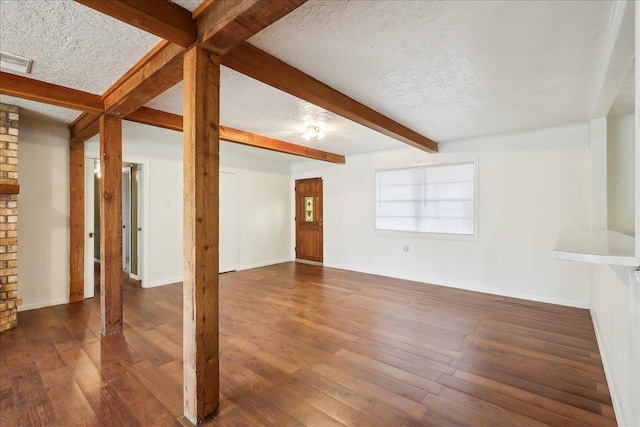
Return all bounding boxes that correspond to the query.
[0,262,616,426]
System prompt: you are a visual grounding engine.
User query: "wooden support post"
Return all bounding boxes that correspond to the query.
[69,139,85,303]
[99,116,123,335]
[183,46,220,424]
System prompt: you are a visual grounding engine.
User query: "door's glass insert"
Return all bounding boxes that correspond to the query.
[305,196,314,222]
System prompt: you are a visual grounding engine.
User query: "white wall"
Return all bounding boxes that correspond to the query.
[221,145,292,270]
[86,122,292,286]
[17,115,292,309]
[293,122,594,307]
[591,265,640,427]
[607,114,636,236]
[87,124,184,287]
[18,113,70,310]
[589,12,639,424]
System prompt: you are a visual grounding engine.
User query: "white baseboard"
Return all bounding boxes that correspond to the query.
[443,281,590,309]
[590,307,624,426]
[295,259,323,266]
[237,258,293,271]
[18,298,69,312]
[325,262,590,309]
[141,259,293,287]
[144,277,183,288]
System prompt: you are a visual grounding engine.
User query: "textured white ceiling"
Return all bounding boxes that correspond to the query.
[0,0,160,94]
[0,0,625,157]
[169,0,204,13]
[0,94,80,124]
[147,67,405,155]
[609,60,635,118]
[248,0,613,142]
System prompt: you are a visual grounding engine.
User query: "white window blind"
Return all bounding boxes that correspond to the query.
[375,162,475,236]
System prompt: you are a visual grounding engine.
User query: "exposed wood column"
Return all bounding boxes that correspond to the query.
[69,139,85,303]
[99,116,123,335]
[183,46,220,424]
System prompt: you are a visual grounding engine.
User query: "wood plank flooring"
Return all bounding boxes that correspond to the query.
[0,262,616,426]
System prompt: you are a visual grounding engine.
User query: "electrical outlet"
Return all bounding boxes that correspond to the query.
[403,245,409,252]
[635,268,640,283]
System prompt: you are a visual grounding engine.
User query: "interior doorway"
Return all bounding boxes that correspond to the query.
[295,177,323,263]
[121,163,143,279]
[122,166,131,272]
[130,165,142,279]
[85,159,146,295]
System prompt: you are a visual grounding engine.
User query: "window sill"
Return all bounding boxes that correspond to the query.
[374,229,478,242]
[551,230,638,267]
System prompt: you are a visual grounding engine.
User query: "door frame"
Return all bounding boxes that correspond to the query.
[294,177,324,264]
[122,166,132,273]
[83,157,95,299]
[130,164,144,281]
[84,154,151,291]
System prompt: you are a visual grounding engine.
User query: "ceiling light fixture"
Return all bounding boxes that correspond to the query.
[0,51,33,74]
[303,125,325,141]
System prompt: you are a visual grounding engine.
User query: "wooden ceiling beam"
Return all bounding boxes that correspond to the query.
[69,0,435,153]
[102,40,185,118]
[126,107,346,164]
[220,126,345,164]
[0,72,103,114]
[221,43,439,153]
[196,0,307,55]
[70,40,186,140]
[77,1,306,133]
[74,0,196,47]
[126,106,183,132]
[70,113,101,143]
[70,106,344,164]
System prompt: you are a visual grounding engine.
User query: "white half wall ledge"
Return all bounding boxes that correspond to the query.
[551,229,638,267]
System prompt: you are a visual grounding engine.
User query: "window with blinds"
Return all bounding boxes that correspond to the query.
[375,162,476,237]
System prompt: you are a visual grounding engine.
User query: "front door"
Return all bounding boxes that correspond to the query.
[295,178,323,263]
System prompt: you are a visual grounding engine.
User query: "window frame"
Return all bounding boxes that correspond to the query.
[374,159,479,242]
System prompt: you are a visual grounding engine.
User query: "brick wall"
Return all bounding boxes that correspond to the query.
[0,103,21,333]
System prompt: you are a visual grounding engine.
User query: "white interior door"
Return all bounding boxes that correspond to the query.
[84,157,95,298]
[219,172,238,273]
